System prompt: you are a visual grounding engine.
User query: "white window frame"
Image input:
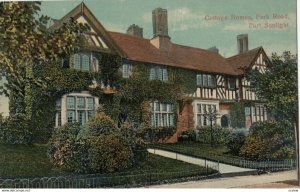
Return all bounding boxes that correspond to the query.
[122,63,130,78]
[149,66,168,82]
[150,101,174,127]
[55,92,98,127]
[71,53,98,72]
[193,100,219,128]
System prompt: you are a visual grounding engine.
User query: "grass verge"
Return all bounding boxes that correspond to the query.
[0,143,216,181]
[152,142,243,166]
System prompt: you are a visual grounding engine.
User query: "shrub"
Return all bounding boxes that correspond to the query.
[239,121,295,160]
[48,123,89,173]
[136,126,176,143]
[0,115,33,144]
[239,135,270,160]
[225,132,246,155]
[196,125,231,144]
[120,122,147,163]
[49,112,141,173]
[88,134,133,173]
[178,129,196,142]
[85,112,118,136]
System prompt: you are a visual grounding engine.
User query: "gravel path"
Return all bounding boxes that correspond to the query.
[147,148,255,174]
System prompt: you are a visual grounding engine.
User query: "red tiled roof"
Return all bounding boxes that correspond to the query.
[226,47,263,75]
[108,32,239,75]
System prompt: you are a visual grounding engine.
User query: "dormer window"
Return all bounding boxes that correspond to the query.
[197,74,216,88]
[149,66,168,81]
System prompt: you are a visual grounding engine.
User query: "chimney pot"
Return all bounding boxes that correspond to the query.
[237,34,248,53]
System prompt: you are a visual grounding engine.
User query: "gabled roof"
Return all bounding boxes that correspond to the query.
[109,32,239,75]
[50,2,125,57]
[226,47,269,75]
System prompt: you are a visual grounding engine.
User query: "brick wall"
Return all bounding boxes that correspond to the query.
[162,100,194,143]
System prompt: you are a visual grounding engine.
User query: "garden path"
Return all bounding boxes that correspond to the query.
[147,148,256,175]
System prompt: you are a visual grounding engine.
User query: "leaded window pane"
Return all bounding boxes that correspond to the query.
[208,75,212,87]
[87,111,94,120]
[203,74,208,86]
[67,110,75,123]
[197,74,202,86]
[87,97,94,110]
[74,54,81,70]
[77,97,85,109]
[162,68,168,81]
[150,114,155,126]
[82,55,90,71]
[150,68,156,80]
[123,64,129,78]
[168,104,174,112]
[156,67,163,81]
[78,111,86,125]
[162,103,167,112]
[155,102,160,111]
[197,104,201,113]
[67,96,75,109]
[155,114,161,127]
[169,114,174,127]
[162,114,168,126]
[197,114,202,126]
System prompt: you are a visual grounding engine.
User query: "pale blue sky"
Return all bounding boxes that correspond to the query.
[0,0,297,116]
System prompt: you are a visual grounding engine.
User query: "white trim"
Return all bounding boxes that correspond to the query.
[192,100,220,128]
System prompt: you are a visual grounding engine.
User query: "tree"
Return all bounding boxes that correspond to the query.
[246,51,297,123]
[0,2,89,118]
[246,51,298,183]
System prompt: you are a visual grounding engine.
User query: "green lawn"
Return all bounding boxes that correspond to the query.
[152,142,243,166]
[0,143,216,180]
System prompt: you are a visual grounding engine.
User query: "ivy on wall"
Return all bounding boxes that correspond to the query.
[9,51,198,142]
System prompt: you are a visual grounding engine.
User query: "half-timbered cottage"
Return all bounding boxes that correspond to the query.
[51,3,270,142]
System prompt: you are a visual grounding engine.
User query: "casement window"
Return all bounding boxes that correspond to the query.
[251,105,267,122]
[196,74,216,88]
[70,53,98,72]
[149,66,168,81]
[196,103,217,127]
[227,77,236,90]
[56,96,95,126]
[150,102,174,127]
[122,64,130,78]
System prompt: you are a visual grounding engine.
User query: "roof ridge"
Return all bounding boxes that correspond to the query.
[227,46,262,60]
[108,31,150,41]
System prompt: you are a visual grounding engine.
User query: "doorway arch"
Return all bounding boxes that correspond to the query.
[221,115,229,128]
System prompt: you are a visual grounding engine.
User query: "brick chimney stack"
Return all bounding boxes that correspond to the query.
[237,34,248,54]
[150,8,171,51]
[126,24,143,38]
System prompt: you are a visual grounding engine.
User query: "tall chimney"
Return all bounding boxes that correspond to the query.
[152,8,169,38]
[126,24,143,38]
[150,8,171,51]
[237,34,248,53]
